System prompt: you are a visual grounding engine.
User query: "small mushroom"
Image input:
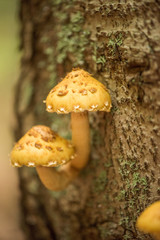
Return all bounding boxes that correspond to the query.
[136,201,160,240]
[11,125,74,167]
[45,68,112,171]
[11,125,78,190]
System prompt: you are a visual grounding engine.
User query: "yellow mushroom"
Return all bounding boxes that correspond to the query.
[11,125,78,191]
[136,201,160,240]
[46,68,112,170]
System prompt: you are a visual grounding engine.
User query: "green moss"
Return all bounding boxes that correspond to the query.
[52,0,62,5]
[50,190,66,199]
[117,189,126,201]
[93,170,107,193]
[107,33,123,55]
[111,105,119,114]
[98,225,108,240]
[52,0,76,6]
[104,161,113,168]
[123,233,132,240]
[117,155,149,236]
[56,23,90,65]
[71,11,84,24]
[44,47,53,55]
[40,36,49,43]
[92,42,97,62]
[47,65,54,72]
[119,216,129,226]
[92,43,107,68]
[41,34,57,90]
[96,55,106,66]
[51,1,90,66]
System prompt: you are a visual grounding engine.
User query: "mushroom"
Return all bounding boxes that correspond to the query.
[11,125,78,190]
[45,68,112,170]
[136,201,160,240]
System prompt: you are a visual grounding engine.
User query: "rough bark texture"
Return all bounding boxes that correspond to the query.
[14,0,160,239]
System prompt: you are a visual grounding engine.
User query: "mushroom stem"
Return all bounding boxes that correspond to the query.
[36,165,79,191]
[70,111,90,169]
[36,111,90,191]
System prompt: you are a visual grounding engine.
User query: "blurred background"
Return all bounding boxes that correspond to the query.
[0,0,24,239]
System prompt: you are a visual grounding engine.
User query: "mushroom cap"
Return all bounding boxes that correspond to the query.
[10,125,75,167]
[46,68,112,114]
[136,201,160,233]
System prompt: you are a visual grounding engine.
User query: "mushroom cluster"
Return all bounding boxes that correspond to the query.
[10,68,112,191]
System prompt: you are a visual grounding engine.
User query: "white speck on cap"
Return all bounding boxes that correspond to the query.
[14,162,21,167]
[28,162,35,167]
[47,105,52,110]
[74,105,80,109]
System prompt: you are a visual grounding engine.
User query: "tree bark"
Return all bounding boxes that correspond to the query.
[14,0,160,239]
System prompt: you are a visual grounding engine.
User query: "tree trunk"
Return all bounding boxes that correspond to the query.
[14,0,160,239]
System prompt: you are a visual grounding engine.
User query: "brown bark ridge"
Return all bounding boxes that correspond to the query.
[14,0,160,239]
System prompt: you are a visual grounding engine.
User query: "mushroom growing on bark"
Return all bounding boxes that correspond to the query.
[46,68,112,170]
[136,201,160,240]
[11,69,112,191]
[11,125,78,190]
